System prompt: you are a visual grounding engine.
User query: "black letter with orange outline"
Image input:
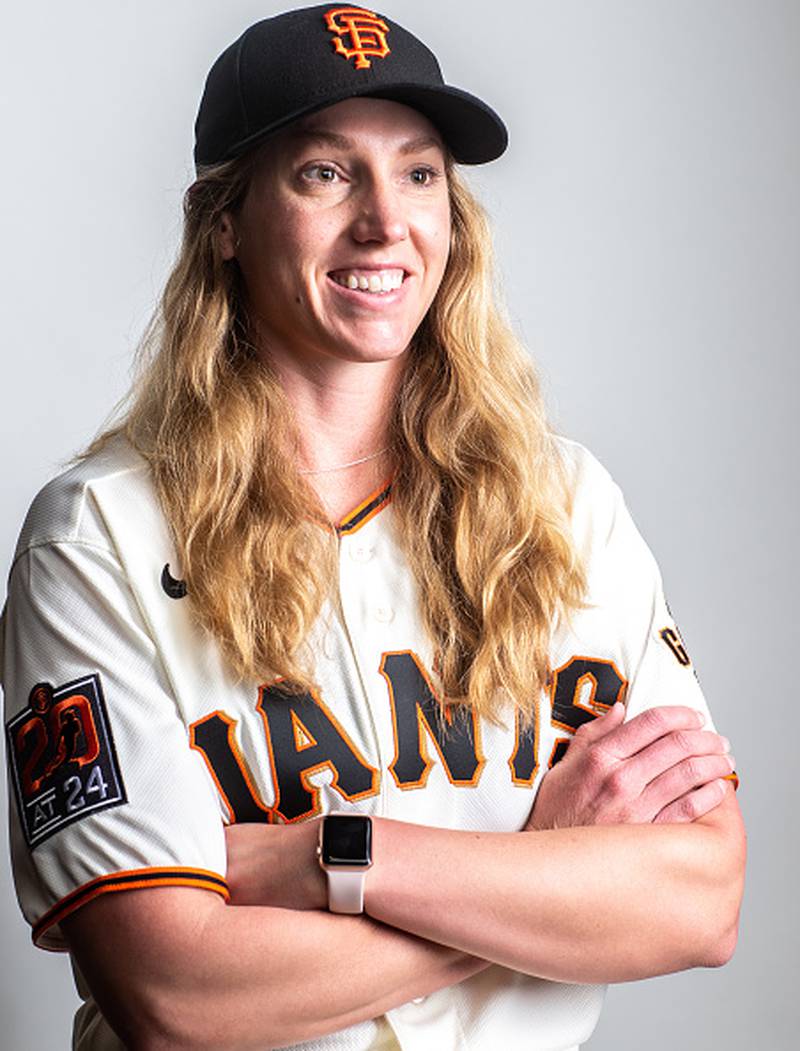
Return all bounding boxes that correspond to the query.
[190,711,273,824]
[381,651,484,789]
[257,683,379,822]
[548,656,628,767]
[660,626,691,666]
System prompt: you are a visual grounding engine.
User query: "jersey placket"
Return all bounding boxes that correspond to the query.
[334,508,407,817]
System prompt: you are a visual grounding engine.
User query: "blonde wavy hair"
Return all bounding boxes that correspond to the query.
[89,147,586,724]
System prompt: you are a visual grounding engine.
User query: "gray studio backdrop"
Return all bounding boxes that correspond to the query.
[1,1,797,1048]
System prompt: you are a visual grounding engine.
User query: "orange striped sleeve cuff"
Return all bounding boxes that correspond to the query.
[33,866,229,950]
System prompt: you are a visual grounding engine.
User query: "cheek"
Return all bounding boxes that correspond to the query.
[273,215,343,294]
[239,217,318,300]
[278,199,342,260]
[422,199,451,267]
[420,213,452,292]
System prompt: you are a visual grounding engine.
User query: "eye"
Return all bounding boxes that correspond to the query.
[408,165,440,187]
[301,163,341,184]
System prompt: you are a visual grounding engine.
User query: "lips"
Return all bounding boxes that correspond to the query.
[328,267,406,294]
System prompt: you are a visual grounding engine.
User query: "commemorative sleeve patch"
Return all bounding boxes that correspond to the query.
[5,674,127,849]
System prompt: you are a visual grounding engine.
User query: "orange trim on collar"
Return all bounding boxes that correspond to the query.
[336,479,393,536]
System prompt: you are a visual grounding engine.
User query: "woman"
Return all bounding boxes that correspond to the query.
[3,6,744,1050]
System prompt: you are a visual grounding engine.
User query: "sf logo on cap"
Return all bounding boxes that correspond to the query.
[325,6,391,69]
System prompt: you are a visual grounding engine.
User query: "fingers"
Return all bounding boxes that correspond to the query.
[653,778,729,824]
[549,703,734,829]
[643,750,736,815]
[570,700,627,744]
[599,705,709,760]
[647,729,730,767]
[622,728,729,786]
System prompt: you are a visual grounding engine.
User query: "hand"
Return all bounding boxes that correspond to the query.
[225,819,327,909]
[526,702,735,830]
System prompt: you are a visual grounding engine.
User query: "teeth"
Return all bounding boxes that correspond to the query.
[331,269,405,294]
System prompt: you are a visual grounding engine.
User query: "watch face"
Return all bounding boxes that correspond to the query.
[321,814,372,867]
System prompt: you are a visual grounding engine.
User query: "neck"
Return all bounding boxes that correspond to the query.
[266,345,406,474]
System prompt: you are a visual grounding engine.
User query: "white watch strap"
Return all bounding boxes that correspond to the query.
[326,868,367,913]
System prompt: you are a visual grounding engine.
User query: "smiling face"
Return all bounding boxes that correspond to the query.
[221,97,451,372]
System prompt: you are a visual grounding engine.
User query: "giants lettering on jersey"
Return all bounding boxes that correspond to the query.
[380,651,485,789]
[189,651,627,821]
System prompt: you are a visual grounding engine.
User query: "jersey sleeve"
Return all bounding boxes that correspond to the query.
[559,438,724,729]
[3,537,228,951]
[590,465,716,727]
[597,475,740,789]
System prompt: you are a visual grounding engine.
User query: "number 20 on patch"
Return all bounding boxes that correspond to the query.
[6,674,127,849]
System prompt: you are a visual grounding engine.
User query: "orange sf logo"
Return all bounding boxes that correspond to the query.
[325,6,391,70]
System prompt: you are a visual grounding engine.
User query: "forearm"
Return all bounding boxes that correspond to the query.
[64,890,487,1051]
[365,789,745,984]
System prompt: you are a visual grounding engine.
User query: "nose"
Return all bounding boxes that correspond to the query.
[350,176,409,245]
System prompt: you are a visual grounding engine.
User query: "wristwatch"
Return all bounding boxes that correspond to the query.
[317,812,373,913]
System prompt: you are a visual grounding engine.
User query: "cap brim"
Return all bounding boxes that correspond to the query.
[196,83,507,169]
[358,83,508,164]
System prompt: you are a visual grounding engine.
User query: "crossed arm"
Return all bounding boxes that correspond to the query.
[62,703,745,1050]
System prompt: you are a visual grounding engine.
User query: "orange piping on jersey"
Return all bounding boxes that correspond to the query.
[189,709,273,824]
[336,479,393,536]
[32,866,229,949]
[304,478,393,536]
[257,679,380,823]
[549,655,627,736]
[380,650,486,791]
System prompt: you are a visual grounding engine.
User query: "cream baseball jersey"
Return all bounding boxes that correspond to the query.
[3,435,714,1051]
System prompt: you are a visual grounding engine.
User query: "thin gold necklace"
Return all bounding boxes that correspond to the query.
[298,446,390,475]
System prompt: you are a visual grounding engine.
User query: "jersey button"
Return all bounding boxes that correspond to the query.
[349,543,374,562]
[373,606,395,623]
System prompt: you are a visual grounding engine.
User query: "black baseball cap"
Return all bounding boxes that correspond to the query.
[194,4,508,169]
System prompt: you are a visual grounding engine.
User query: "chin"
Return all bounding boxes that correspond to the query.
[325,332,413,364]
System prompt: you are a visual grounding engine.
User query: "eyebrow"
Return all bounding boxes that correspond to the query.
[289,128,444,155]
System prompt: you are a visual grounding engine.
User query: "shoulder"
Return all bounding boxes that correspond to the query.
[12,436,156,564]
[550,435,624,557]
[551,434,617,494]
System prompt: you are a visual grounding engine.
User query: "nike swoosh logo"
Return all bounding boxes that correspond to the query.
[161,563,187,599]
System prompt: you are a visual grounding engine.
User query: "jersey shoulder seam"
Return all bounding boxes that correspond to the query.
[8,537,118,577]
